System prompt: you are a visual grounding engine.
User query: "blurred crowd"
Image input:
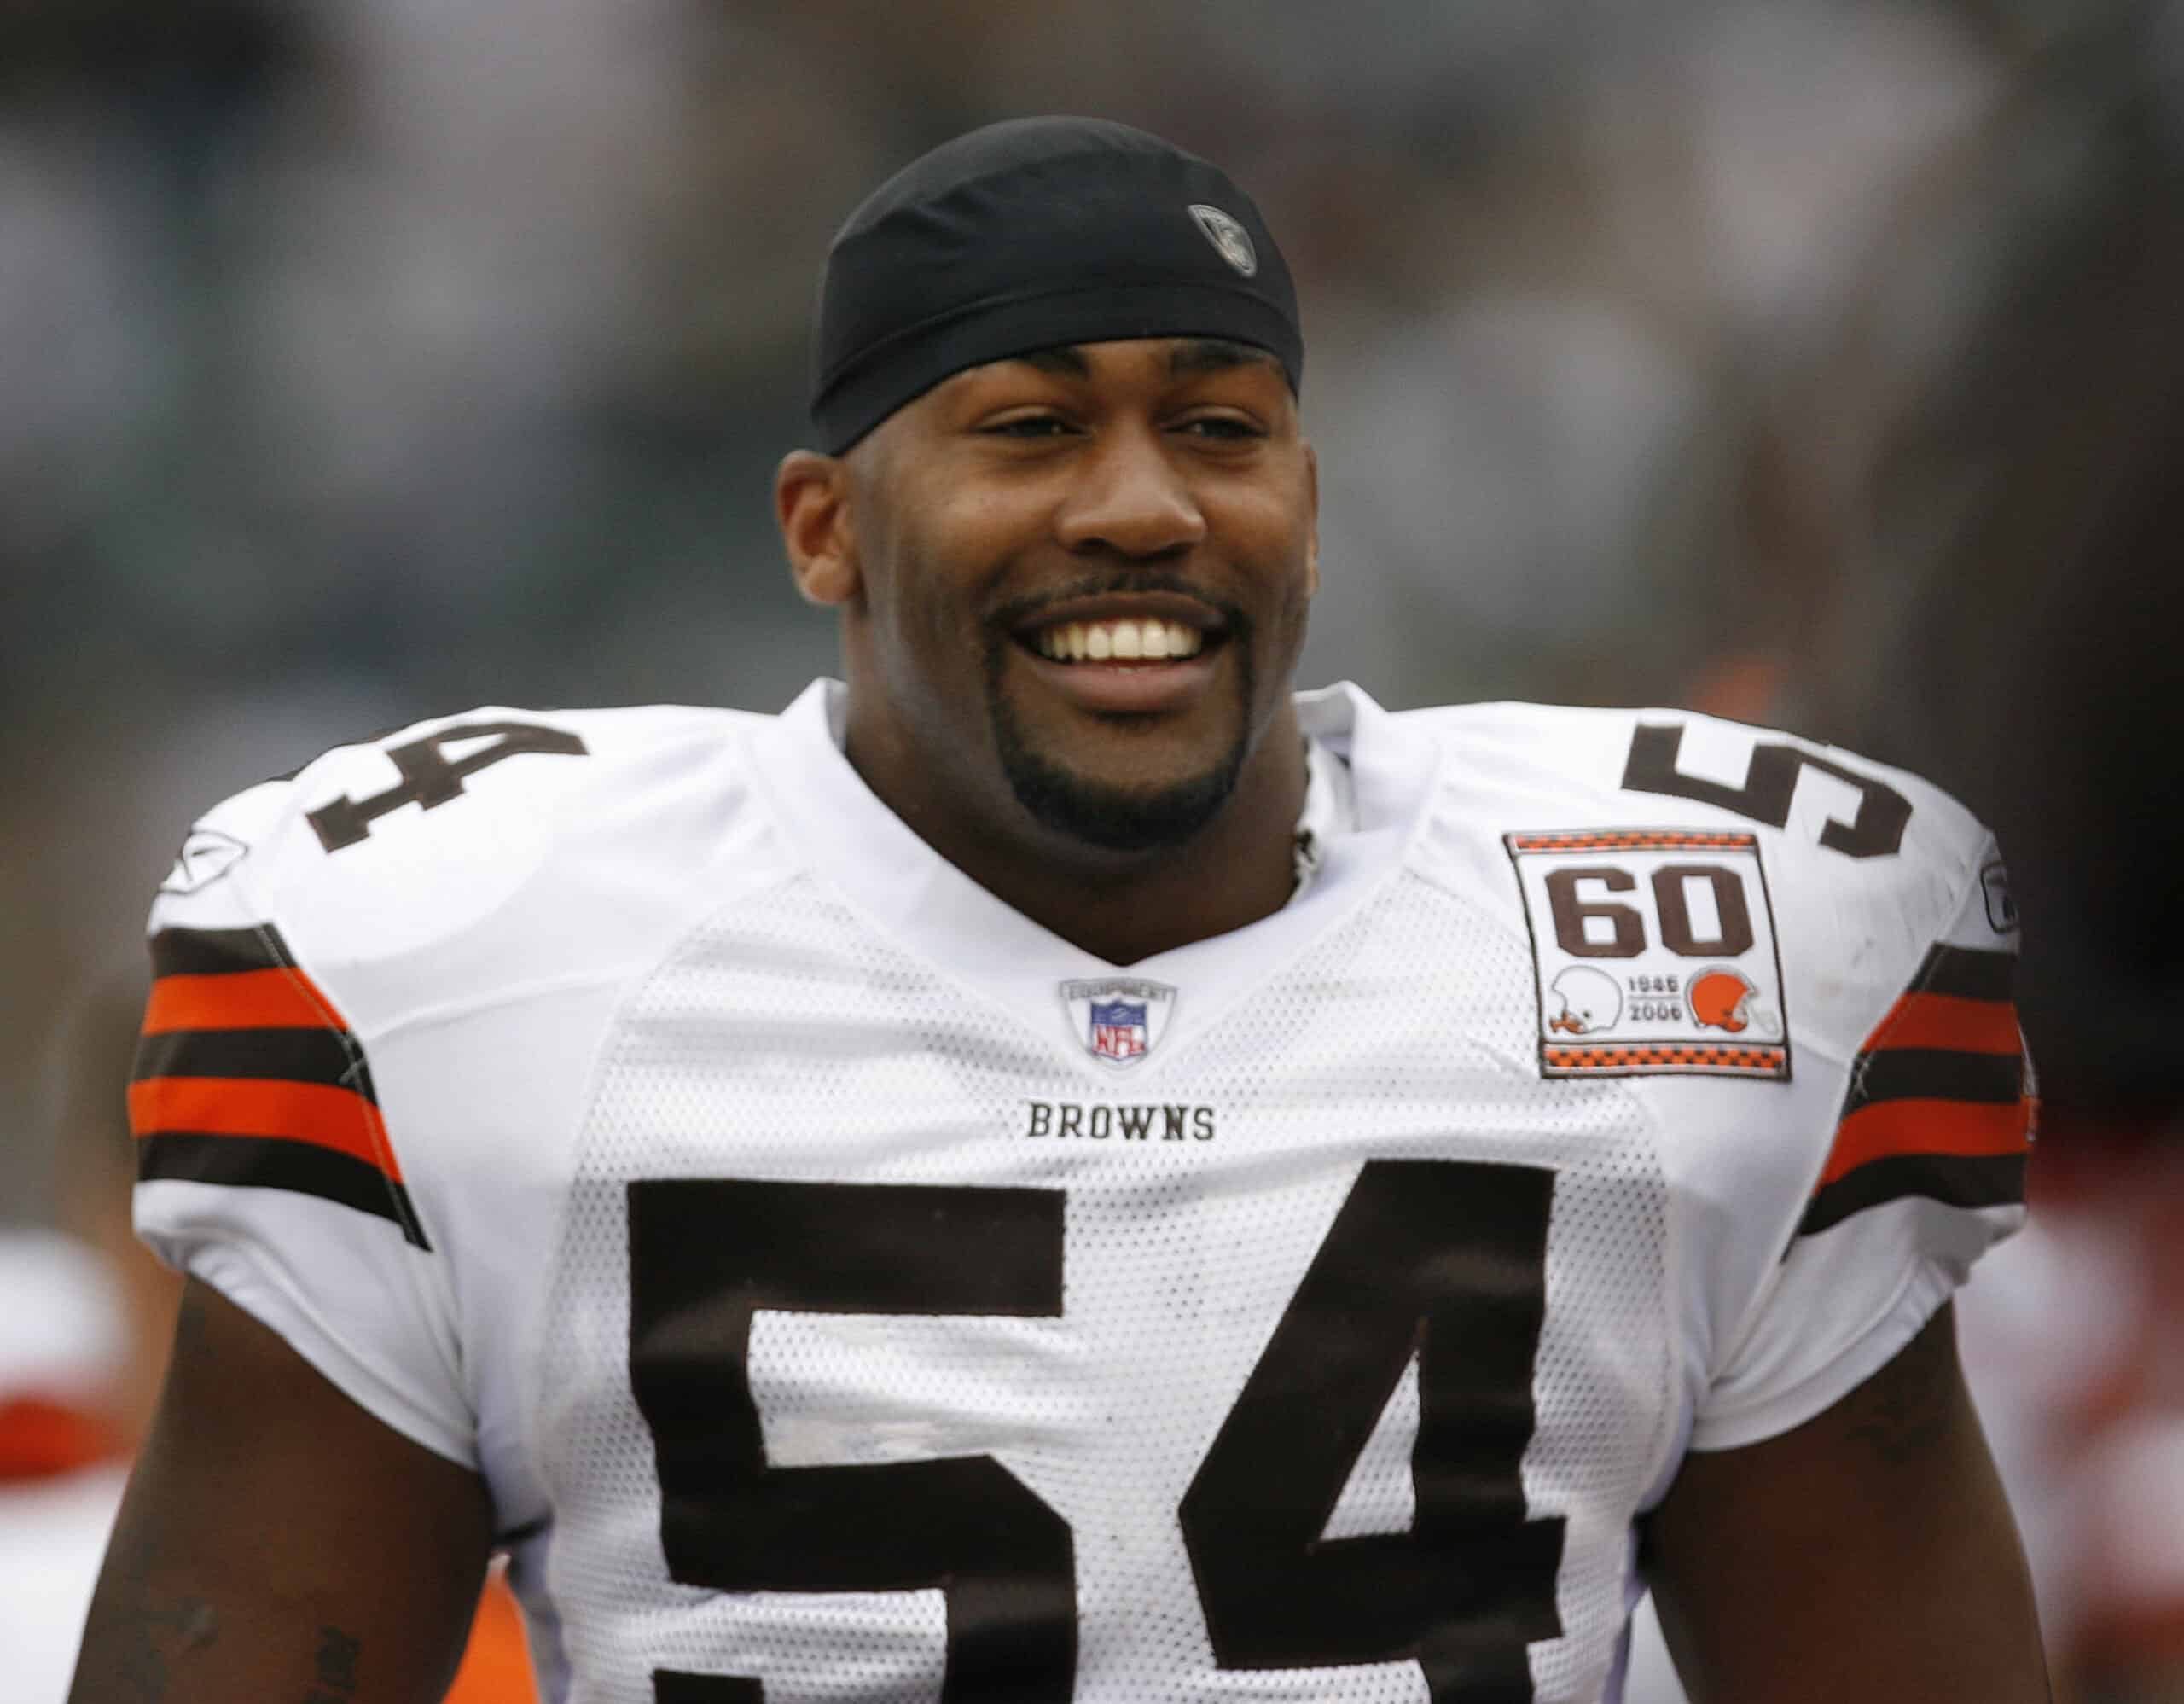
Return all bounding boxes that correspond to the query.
[4,0,2181,1698]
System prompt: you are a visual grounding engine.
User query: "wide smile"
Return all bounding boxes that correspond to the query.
[1008,596,1231,717]
[1031,616,1206,665]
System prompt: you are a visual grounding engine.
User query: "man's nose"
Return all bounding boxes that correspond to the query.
[1052,426,1207,559]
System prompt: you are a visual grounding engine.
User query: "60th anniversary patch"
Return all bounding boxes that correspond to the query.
[1506,829,1791,1079]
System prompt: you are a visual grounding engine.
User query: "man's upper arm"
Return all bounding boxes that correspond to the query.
[1642,1301,2049,1704]
[93,746,508,1701]
[70,1277,494,1704]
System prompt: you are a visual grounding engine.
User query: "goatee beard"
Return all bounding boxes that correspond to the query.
[983,633,1257,854]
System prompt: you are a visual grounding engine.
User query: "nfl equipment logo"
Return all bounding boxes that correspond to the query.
[1089,998,1147,1061]
[1060,978,1177,1068]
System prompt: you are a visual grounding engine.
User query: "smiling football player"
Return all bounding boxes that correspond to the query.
[77,118,2048,1704]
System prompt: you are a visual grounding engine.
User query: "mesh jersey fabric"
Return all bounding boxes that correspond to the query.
[536,869,1668,1701]
[131,680,2032,1703]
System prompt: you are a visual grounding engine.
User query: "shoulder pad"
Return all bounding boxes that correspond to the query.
[1411,702,2005,1063]
[1411,701,1981,858]
[148,703,774,1035]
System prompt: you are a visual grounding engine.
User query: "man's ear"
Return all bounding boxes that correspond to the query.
[776,450,861,607]
[1303,438,1321,597]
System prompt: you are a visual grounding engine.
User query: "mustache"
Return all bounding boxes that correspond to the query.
[985,570,1252,640]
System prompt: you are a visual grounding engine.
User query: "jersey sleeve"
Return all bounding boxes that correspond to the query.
[1687,834,2033,1451]
[131,782,475,1468]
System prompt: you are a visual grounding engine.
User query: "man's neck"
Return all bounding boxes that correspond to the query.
[844,706,1310,967]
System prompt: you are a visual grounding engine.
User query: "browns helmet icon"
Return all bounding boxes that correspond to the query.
[1548,965,1623,1036]
[1689,968,1757,1032]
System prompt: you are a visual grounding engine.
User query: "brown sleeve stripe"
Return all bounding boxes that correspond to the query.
[1797,937,2030,1238]
[1799,1152,2026,1237]
[1911,942,2016,1003]
[132,1027,372,1099]
[135,922,430,1249]
[145,925,349,1034]
[1841,1047,2026,1120]
[136,1135,425,1245]
[149,926,289,979]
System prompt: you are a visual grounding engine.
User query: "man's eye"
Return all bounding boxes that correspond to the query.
[1179,416,1264,441]
[983,416,1073,439]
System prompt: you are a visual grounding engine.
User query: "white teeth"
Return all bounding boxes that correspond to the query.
[1031,618,1206,662]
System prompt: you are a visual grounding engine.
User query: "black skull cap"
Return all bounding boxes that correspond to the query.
[809,116,1302,454]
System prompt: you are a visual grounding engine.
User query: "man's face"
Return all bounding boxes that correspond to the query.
[827,337,1318,853]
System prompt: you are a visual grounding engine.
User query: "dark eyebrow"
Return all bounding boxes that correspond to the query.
[998,340,1281,381]
[1167,338,1280,378]
[1006,346,1092,377]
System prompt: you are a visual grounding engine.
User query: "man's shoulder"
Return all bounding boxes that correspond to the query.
[1377,698,2007,1062]
[1391,700,1982,847]
[1385,698,1989,868]
[146,701,787,1035]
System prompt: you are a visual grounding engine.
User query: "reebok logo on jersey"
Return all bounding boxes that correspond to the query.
[1059,977,1176,1066]
[159,828,248,895]
[1022,1102,1216,1142]
[1507,829,1791,1079]
[1980,858,2018,934]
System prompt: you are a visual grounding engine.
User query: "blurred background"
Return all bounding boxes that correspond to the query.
[4,0,2182,1698]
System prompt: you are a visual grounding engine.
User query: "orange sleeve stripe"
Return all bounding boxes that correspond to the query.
[142,969,346,1035]
[1867,992,2023,1056]
[128,1077,401,1180]
[1818,1096,2031,1189]
[444,1575,539,1702]
[0,1396,125,1480]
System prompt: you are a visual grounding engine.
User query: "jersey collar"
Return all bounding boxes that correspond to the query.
[748,678,1440,1079]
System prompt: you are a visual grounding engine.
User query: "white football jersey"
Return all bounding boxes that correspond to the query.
[132,681,2032,1704]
